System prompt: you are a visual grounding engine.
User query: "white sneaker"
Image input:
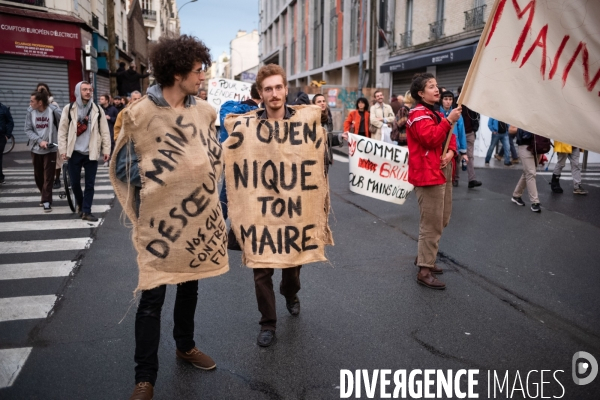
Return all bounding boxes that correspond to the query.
[43,202,52,213]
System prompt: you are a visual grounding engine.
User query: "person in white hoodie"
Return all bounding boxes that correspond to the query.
[25,90,62,212]
[57,81,111,221]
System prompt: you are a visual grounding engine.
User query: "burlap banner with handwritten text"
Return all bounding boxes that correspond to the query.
[110,97,229,291]
[459,0,600,153]
[347,133,413,204]
[223,105,334,268]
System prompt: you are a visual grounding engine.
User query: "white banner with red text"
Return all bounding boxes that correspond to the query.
[347,133,413,205]
[459,0,600,153]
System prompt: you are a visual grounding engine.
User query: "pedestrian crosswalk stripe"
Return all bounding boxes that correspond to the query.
[0,193,114,203]
[13,160,31,164]
[1,179,112,185]
[537,171,600,176]
[0,238,92,254]
[0,347,32,388]
[2,174,110,180]
[1,185,113,194]
[0,261,75,280]
[333,154,349,163]
[0,219,102,232]
[0,205,111,216]
[0,295,57,322]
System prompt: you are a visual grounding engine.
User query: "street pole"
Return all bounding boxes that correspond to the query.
[358,0,366,94]
[107,0,116,96]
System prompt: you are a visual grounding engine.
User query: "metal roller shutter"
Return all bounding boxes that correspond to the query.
[95,75,110,99]
[434,62,470,95]
[0,55,70,143]
[392,69,425,100]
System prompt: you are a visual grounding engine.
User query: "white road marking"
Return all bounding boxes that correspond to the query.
[2,179,111,186]
[0,295,57,322]
[0,193,114,203]
[1,186,113,194]
[0,204,111,216]
[333,154,349,163]
[0,237,92,254]
[0,347,32,388]
[3,172,110,178]
[537,171,600,176]
[0,261,75,280]
[0,219,101,232]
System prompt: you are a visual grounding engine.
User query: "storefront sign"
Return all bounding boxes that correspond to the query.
[0,14,80,60]
[380,43,478,73]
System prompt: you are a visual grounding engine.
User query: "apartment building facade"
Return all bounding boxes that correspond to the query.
[382,0,491,97]
[230,29,259,81]
[259,0,395,90]
[139,0,180,42]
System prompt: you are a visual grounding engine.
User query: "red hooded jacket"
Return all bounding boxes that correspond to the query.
[406,104,457,187]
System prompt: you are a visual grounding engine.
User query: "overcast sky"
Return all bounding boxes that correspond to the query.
[178,0,260,61]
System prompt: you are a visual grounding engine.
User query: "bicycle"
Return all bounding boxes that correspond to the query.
[57,161,77,212]
[2,135,15,154]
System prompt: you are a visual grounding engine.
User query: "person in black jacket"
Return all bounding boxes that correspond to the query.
[118,62,150,96]
[99,94,119,162]
[111,62,127,96]
[457,85,482,188]
[511,127,541,212]
[0,101,15,184]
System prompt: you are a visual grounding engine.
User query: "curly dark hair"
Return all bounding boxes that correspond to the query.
[410,72,436,103]
[149,35,212,87]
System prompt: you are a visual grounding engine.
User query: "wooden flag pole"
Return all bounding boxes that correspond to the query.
[442,0,501,158]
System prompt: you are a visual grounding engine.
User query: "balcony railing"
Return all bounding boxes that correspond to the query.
[429,19,445,41]
[142,9,157,21]
[464,5,487,31]
[399,30,412,48]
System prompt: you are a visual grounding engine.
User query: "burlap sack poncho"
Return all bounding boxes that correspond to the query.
[110,97,229,291]
[223,105,333,268]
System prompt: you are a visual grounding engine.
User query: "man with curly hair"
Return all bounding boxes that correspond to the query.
[112,35,226,400]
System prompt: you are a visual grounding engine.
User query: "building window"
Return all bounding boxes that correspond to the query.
[401,0,413,48]
[291,4,296,74]
[429,0,445,40]
[328,0,337,63]
[378,0,388,48]
[299,0,306,71]
[313,0,324,68]
[91,13,99,30]
[464,2,487,31]
[349,0,359,56]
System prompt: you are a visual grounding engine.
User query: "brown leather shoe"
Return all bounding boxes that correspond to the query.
[176,347,216,370]
[129,382,153,400]
[414,256,443,274]
[417,273,446,290]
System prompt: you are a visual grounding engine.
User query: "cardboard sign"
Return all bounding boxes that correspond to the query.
[347,133,414,204]
[223,105,334,268]
[207,78,251,125]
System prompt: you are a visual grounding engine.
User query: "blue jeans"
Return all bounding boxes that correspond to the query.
[499,134,519,160]
[485,132,511,164]
[67,151,98,213]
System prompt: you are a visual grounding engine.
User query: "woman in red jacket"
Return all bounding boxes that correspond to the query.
[406,73,461,290]
[343,97,370,137]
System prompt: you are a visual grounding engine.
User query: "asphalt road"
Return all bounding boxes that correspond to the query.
[1,150,599,399]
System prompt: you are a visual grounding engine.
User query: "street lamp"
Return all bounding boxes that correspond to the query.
[178,0,197,13]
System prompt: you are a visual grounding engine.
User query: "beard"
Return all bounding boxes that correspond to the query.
[266,97,283,112]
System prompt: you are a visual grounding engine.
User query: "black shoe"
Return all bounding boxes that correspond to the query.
[257,330,276,347]
[550,174,563,193]
[76,205,83,217]
[530,203,541,213]
[81,213,98,221]
[511,196,525,206]
[285,295,300,316]
[468,180,482,188]
[52,178,61,189]
[452,180,458,187]
[43,202,52,213]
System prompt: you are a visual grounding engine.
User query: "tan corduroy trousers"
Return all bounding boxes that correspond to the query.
[415,163,453,268]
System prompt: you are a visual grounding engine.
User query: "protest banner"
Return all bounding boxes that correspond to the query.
[110,98,229,291]
[347,133,413,205]
[459,0,600,153]
[207,78,251,125]
[222,105,334,269]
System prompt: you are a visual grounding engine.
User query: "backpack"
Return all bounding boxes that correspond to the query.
[527,134,552,155]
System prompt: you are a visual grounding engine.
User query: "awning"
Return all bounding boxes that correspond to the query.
[380,38,479,73]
